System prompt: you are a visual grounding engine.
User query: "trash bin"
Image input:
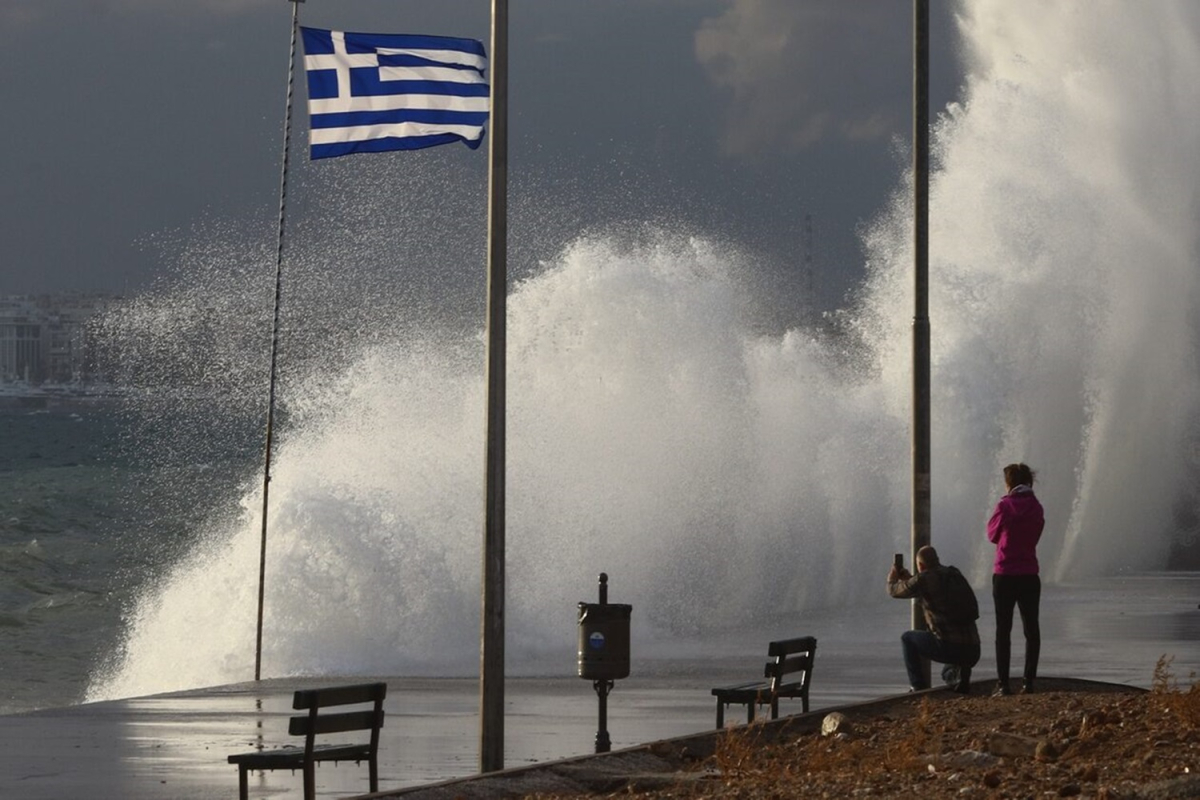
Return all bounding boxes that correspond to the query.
[577,601,632,681]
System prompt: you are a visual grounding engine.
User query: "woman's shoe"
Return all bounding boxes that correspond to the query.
[1020,680,1035,694]
[992,683,1012,697]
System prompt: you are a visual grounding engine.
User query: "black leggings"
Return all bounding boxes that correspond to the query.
[992,573,1041,685]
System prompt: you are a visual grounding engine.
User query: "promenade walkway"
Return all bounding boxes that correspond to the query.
[0,575,1193,799]
[0,675,721,800]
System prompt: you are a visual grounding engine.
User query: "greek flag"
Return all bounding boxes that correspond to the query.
[300,27,489,160]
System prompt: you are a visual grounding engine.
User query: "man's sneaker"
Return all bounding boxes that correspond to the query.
[941,664,960,686]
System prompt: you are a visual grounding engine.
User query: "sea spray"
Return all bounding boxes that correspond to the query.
[88,228,907,699]
[89,0,1200,700]
[918,0,1200,579]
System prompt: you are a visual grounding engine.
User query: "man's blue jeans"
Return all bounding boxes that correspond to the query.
[901,630,981,690]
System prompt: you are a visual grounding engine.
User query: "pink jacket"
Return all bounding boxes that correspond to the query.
[987,487,1044,575]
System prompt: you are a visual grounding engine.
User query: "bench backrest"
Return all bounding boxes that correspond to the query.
[763,636,817,692]
[287,682,387,756]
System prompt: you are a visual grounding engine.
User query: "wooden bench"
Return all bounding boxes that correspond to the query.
[228,682,387,800]
[711,636,816,728]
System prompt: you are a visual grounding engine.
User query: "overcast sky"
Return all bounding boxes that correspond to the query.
[0,0,960,310]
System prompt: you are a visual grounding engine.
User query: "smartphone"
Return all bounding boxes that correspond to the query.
[893,553,904,570]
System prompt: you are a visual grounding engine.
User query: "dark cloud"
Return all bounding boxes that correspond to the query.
[0,0,275,28]
[0,0,963,313]
[695,0,914,154]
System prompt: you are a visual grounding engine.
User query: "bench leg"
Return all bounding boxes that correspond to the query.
[238,766,249,800]
[746,702,755,724]
[715,701,725,729]
[370,756,379,793]
[770,697,780,720]
[303,761,316,800]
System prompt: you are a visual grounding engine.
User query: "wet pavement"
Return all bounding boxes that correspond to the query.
[1,574,1196,799]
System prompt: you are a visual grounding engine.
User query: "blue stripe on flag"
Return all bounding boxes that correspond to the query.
[350,72,492,98]
[376,53,480,70]
[312,133,480,160]
[300,27,489,160]
[309,109,490,130]
[349,73,490,99]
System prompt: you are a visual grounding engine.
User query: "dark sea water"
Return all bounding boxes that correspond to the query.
[0,404,260,714]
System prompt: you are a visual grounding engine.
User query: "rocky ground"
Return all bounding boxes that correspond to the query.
[524,663,1200,799]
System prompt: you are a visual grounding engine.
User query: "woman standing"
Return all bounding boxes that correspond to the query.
[988,463,1045,696]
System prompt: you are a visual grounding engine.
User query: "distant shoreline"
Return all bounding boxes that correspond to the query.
[0,391,124,411]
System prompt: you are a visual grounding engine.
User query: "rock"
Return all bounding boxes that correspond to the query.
[937,750,1002,769]
[1036,739,1061,762]
[1081,710,1107,734]
[822,712,851,737]
[986,730,1042,758]
[1129,774,1200,799]
[1052,716,1079,736]
[1058,782,1082,796]
[982,770,1001,788]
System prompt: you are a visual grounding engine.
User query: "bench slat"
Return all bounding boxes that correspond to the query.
[711,681,769,702]
[767,636,816,658]
[289,709,384,737]
[292,682,387,710]
[228,743,372,769]
[712,680,769,694]
[771,653,814,677]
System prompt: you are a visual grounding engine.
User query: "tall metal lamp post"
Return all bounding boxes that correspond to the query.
[911,0,932,689]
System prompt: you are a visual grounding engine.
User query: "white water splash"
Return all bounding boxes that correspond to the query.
[88,0,1200,700]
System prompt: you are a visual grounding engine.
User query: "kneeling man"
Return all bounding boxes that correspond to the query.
[888,545,980,694]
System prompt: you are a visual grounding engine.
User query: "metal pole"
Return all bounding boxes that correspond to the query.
[593,573,611,753]
[255,0,303,683]
[479,0,508,775]
[593,680,613,753]
[911,0,932,670]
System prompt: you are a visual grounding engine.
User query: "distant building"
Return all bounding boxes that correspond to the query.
[0,294,117,385]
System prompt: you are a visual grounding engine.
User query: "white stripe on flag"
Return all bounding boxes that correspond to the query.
[309,93,489,115]
[376,47,488,71]
[377,65,487,84]
[305,52,379,70]
[309,121,485,146]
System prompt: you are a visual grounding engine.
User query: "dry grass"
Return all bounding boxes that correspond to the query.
[1152,654,1200,728]
[699,697,939,795]
[526,666,1200,799]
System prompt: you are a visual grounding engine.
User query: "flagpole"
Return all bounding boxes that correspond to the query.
[255,0,303,682]
[480,0,508,774]
[911,0,931,666]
